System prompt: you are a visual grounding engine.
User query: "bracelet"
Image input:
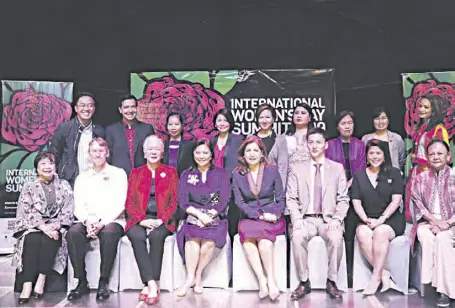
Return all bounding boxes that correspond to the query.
[380,215,387,221]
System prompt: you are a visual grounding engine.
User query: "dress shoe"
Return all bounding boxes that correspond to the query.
[67,281,90,301]
[290,280,311,300]
[436,292,450,307]
[32,291,43,299]
[18,297,30,305]
[96,281,110,301]
[146,295,159,305]
[326,279,343,300]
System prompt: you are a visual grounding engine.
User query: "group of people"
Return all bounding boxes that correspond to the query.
[11,92,455,307]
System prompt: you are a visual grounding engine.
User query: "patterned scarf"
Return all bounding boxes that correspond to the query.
[425,165,453,220]
[247,163,264,197]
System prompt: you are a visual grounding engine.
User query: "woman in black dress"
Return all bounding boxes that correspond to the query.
[351,139,405,295]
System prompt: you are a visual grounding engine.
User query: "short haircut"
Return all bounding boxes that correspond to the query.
[166,112,185,129]
[213,108,235,133]
[74,92,96,106]
[89,137,109,152]
[118,94,137,108]
[143,135,165,153]
[306,127,328,142]
[34,151,56,170]
[336,110,355,126]
[189,138,215,170]
[255,104,277,123]
[372,107,388,120]
[426,138,450,154]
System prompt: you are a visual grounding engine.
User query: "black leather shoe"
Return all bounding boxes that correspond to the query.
[290,280,311,300]
[96,281,110,301]
[67,281,90,301]
[326,279,343,300]
[436,292,450,307]
[18,297,30,305]
[32,291,43,299]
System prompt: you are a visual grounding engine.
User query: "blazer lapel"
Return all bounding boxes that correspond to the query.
[132,122,141,155]
[223,133,233,165]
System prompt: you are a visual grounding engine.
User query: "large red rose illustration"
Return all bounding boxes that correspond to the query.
[137,77,225,140]
[404,79,455,138]
[1,88,72,151]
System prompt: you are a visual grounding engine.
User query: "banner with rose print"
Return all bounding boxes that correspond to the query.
[0,80,72,252]
[402,72,455,177]
[131,69,335,140]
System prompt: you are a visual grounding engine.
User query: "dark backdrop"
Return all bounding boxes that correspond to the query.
[1,0,454,139]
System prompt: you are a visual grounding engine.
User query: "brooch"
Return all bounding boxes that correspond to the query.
[160,172,166,178]
[387,179,392,183]
[188,174,199,185]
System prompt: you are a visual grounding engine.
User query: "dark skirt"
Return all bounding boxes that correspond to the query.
[355,210,406,237]
[177,219,228,258]
[238,217,286,243]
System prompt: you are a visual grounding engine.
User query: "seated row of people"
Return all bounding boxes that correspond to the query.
[12,128,454,307]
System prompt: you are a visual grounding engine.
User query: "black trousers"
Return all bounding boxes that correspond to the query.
[227,199,240,240]
[21,231,62,282]
[344,205,359,287]
[66,222,124,282]
[126,224,172,283]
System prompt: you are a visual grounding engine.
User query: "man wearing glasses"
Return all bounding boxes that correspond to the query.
[49,92,105,187]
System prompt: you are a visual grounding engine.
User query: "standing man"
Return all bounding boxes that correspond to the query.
[49,92,105,187]
[287,127,349,301]
[66,137,127,302]
[105,94,154,176]
[412,139,455,307]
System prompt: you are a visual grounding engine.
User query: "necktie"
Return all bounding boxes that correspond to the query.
[313,163,322,213]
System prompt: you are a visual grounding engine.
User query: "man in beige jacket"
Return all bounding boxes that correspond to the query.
[287,127,349,300]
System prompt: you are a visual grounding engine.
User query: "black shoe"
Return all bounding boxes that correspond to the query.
[290,280,311,300]
[67,281,90,301]
[326,279,343,300]
[32,291,43,299]
[436,293,450,307]
[18,297,30,305]
[96,281,110,301]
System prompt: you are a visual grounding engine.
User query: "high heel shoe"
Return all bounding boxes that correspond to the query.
[145,295,158,305]
[139,292,148,301]
[18,297,30,305]
[32,291,43,299]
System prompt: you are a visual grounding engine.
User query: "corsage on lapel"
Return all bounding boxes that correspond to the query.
[160,172,166,178]
[188,174,199,185]
[387,178,392,184]
[210,192,220,206]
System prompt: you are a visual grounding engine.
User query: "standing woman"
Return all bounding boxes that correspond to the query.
[325,110,366,287]
[176,139,231,296]
[232,136,285,300]
[351,139,405,295]
[210,108,243,238]
[162,112,193,177]
[124,135,178,305]
[405,95,449,223]
[362,107,405,173]
[13,151,74,304]
[255,104,277,155]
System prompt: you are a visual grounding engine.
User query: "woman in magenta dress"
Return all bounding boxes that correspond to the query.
[176,139,231,296]
[232,136,285,300]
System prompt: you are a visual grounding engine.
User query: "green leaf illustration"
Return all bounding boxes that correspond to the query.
[214,70,238,95]
[172,71,210,88]
[430,72,455,84]
[0,144,27,184]
[402,73,431,98]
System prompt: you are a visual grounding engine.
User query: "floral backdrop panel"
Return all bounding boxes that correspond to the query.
[0,80,73,219]
[131,69,335,140]
[402,72,455,178]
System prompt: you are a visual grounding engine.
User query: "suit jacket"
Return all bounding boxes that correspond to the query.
[162,139,193,177]
[105,120,154,176]
[326,136,366,178]
[124,164,178,232]
[210,133,244,178]
[49,118,105,186]
[232,164,285,219]
[286,158,349,225]
[362,130,405,172]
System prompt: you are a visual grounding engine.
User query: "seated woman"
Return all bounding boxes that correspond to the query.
[175,138,230,296]
[351,139,405,295]
[232,136,285,300]
[12,151,74,304]
[124,135,178,305]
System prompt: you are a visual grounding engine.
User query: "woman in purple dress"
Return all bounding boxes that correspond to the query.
[162,112,193,177]
[232,136,286,301]
[175,139,231,297]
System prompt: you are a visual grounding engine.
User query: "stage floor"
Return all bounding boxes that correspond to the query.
[0,256,448,308]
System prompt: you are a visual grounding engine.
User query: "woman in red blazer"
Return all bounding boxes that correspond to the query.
[124,135,178,305]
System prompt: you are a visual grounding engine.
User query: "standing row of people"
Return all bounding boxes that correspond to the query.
[12,92,454,307]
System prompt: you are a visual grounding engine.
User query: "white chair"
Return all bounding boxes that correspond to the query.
[410,240,426,297]
[290,236,348,291]
[232,234,287,292]
[118,235,175,292]
[173,234,232,290]
[67,239,120,292]
[352,235,410,294]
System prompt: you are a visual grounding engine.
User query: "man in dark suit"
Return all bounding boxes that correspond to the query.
[105,94,154,176]
[49,92,105,187]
